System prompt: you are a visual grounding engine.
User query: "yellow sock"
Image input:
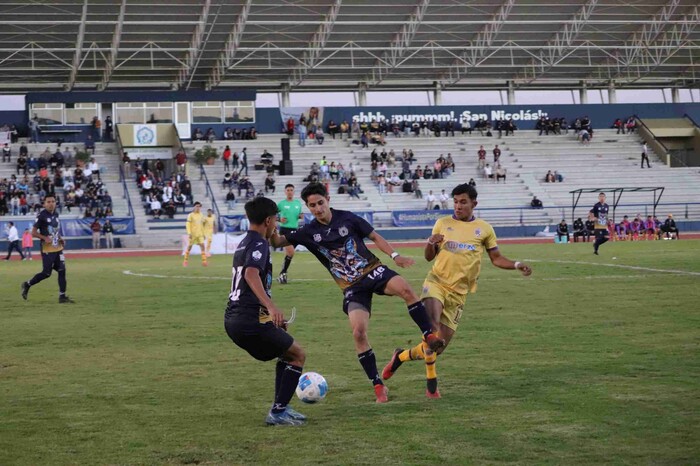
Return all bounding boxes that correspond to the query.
[399,342,425,362]
[201,248,207,262]
[425,349,437,380]
[184,247,191,261]
[206,237,212,253]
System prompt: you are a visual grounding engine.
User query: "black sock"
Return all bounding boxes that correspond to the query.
[281,255,293,274]
[58,269,67,294]
[271,363,303,414]
[274,359,285,399]
[407,301,433,336]
[358,349,382,386]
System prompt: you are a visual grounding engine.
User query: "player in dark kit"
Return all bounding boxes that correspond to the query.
[271,183,445,403]
[21,194,74,303]
[590,192,610,255]
[224,197,308,426]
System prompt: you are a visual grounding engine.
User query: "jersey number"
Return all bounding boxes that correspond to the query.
[229,266,244,301]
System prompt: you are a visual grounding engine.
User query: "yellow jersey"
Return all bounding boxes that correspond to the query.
[186,211,205,236]
[425,216,498,295]
[203,214,216,235]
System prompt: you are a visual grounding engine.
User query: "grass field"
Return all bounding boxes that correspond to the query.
[1,240,699,465]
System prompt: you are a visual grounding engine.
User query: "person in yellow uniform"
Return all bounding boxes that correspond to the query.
[184,201,207,267]
[383,183,532,398]
[203,208,217,257]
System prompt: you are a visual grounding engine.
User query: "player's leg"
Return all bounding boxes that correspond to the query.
[347,304,388,403]
[198,241,207,265]
[22,252,54,300]
[278,244,295,284]
[183,240,193,266]
[382,274,445,351]
[205,235,213,257]
[593,230,608,255]
[271,340,306,421]
[54,252,73,303]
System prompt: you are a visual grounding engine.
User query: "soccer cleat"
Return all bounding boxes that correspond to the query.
[424,333,446,353]
[285,407,307,421]
[21,282,30,301]
[183,260,188,267]
[593,251,599,255]
[265,410,304,426]
[374,384,389,403]
[381,348,404,380]
[58,295,75,304]
[206,253,212,257]
[426,388,442,399]
[426,378,440,399]
[202,261,208,267]
[278,273,288,284]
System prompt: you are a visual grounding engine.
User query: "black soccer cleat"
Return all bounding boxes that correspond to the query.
[58,295,75,304]
[278,273,288,284]
[21,282,30,301]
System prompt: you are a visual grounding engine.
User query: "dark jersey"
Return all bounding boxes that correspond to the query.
[590,202,609,229]
[225,230,272,321]
[284,208,381,289]
[34,208,63,253]
[573,219,584,232]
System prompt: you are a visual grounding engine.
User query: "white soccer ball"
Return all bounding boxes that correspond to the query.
[296,372,328,404]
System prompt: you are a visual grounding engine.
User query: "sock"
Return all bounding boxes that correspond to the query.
[58,269,66,294]
[425,347,437,381]
[281,255,293,274]
[274,359,285,399]
[358,349,383,386]
[271,363,303,414]
[184,247,191,261]
[28,272,49,287]
[201,248,207,263]
[407,301,433,337]
[399,342,425,362]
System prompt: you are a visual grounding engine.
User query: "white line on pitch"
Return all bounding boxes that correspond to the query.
[523,259,700,277]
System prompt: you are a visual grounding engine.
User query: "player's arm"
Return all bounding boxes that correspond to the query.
[486,247,532,276]
[270,230,291,248]
[185,215,192,235]
[243,267,285,327]
[424,234,444,262]
[31,226,49,243]
[367,230,414,268]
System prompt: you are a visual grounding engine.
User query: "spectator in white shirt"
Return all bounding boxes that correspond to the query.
[439,190,449,209]
[425,190,437,210]
[88,158,100,179]
[4,222,25,260]
[150,197,162,219]
[483,163,493,181]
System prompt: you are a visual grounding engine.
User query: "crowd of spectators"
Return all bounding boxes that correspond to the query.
[612,117,637,134]
[192,126,257,142]
[544,170,564,183]
[133,158,192,219]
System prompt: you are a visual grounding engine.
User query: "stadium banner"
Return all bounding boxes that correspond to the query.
[181,232,247,255]
[392,209,451,227]
[280,107,325,128]
[60,217,136,236]
[133,124,157,146]
[1,219,36,238]
[303,211,373,225]
[220,215,245,232]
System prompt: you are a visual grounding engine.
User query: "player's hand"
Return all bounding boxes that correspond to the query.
[268,305,285,328]
[428,234,444,246]
[280,217,288,224]
[516,262,532,276]
[393,255,415,268]
[58,238,65,246]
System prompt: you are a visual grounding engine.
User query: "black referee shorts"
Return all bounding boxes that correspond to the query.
[278,226,297,237]
[224,316,294,362]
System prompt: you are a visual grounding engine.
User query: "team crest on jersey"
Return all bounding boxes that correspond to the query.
[339,226,348,237]
[313,233,322,242]
[475,228,482,238]
[252,250,262,261]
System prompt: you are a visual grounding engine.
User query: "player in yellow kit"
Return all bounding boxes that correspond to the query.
[203,208,217,257]
[383,183,532,397]
[184,201,208,267]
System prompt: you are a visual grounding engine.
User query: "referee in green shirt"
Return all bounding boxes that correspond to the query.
[277,184,304,284]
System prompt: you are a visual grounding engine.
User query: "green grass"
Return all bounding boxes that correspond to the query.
[1,240,699,465]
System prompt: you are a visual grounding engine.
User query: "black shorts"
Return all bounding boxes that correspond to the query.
[595,229,609,238]
[42,250,66,273]
[279,226,297,237]
[224,316,294,362]
[342,265,399,314]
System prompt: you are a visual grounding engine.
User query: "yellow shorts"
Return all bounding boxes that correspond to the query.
[189,235,205,246]
[420,279,467,331]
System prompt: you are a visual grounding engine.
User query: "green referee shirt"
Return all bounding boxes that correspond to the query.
[278,199,303,229]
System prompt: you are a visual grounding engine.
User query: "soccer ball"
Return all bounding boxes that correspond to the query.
[296,372,328,404]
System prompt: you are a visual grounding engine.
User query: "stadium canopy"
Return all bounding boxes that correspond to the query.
[569,187,665,222]
[0,0,698,92]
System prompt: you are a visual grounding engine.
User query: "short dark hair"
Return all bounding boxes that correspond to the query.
[44,193,56,200]
[451,183,478,200]
[245,197,278,224]
[301,183,328,203]
[599,192,606,196]
[194,201,202,206]
[285,183,295,190]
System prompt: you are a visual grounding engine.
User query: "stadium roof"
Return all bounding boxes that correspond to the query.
[1,0,699,92]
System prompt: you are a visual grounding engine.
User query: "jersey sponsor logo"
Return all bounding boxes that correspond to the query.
[339,226,349,237]
[445,240,477,252]
[252,250,262,261]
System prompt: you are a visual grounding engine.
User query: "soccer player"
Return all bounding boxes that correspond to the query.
[382,184,531,398]
[277,184,304,284]
[183,201,207,267]
[270,183,444,403]
[590,192,610,255]
[203,208,217,257]
[224,197,308,426]
[21,194,75,303]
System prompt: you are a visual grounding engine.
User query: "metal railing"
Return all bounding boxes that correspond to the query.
[119,165,135,218]
[199,164,222,230]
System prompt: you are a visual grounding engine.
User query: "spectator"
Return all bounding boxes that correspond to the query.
[240,147,248,176]
[641,143,651,168]
[625,117,637,133]
[425,190,436,210]
[411,179,422,199]
[468,178,477,187]
[226,188,236,208]
[572,217,587,242]
[661,214,679,239]
[554,171,563,182]
[21,228,33,260]
[260,149,274,167]
[90,218,102,249]
[104,116,113,141]
[545,170,555,183]
[315,127,325,144]
[150,196,162,219]
[496,164,507,183]
[222,145,231,171]
[483,163,493,181]
[530,196,543,209]
[461,119,472,135]
[239,214,250,232]
[264,173,276,194]
[2,143,11,162]
[298,122,307,147]
[585,216,595,240]
[556,219,570,243]
[493,145,501,163]
[579,127,591,145]
[613,118,624,134]
[439,189,449,209]
[85,135,95,154]
[193,128,204,140]
[28,115,40,143]
[175,149,187,173]
[477,145,486,168]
